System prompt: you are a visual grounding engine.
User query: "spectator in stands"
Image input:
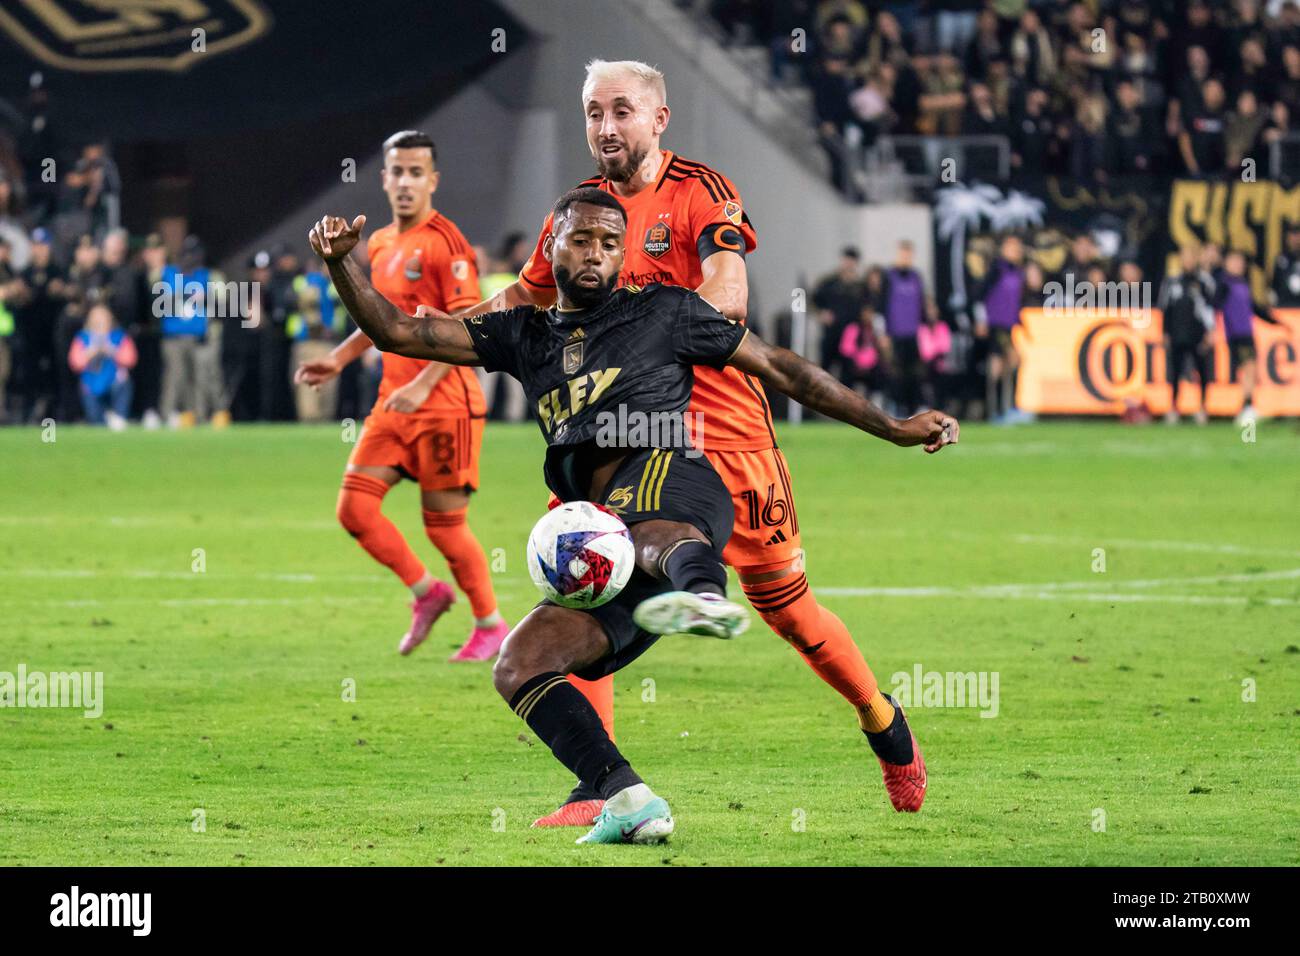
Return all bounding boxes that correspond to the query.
[287,261,346,422]
[1233,36,1274,101]
[222,250,267,422]
[1168,45,1213,141]
[880,239,925,415]
[964,9,1005,82]
[183,237,229,428]
[865,11,911,74]
[262,244,299,420]
[14,227,64,423]
[158,236,209,428]
[1158,244,1215,426]
[1065,232,1100,293]
[136,233,167,427]
[0,172,30,271]
[68,301,136,429]
[1119,29,1161,106]
[1276,46,1300,120]
[931,0,982,56]
[1270,222,1300,307]
[961,81,1006,137]
[811,246,867,383]
[1225,89,1268,174]
[918,296,954,412]
[100,229,141,347]
[815,0,868,45]
[0,237,17,420]
[837,307,882,400]
[1010,9,1056,88]
[918,53,967,136]
[849,66,897,144]
[58,235,109,421]
[1215,248,1280,424]
[1067,92,1109,185]
[1011,87,1056,173]
[974,234,1025,422]
[1180,78,1228,177]
[1021,260,1047,308]
[1108,80,1154,175]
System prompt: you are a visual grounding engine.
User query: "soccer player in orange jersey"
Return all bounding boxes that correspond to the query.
[295,130,508,661]
[458,62,928,823]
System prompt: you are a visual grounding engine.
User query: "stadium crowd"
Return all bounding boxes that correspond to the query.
[703,0,1300,188]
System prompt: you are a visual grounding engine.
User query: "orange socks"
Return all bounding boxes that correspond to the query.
[568,673,615,741]
[337,474,427,588]
[742,574,893,732]
[422,506,497,619]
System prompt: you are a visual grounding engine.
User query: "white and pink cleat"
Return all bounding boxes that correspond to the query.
[449,620,510,662]
[398,581,456,656]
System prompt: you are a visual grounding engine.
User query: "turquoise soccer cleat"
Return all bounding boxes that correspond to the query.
[632,590,749,639]
[575,785,675,845]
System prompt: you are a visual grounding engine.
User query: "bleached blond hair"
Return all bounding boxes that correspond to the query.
[581,59,667,107]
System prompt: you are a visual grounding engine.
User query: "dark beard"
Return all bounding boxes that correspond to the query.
[555,266,617,310]
[595,143,649,184]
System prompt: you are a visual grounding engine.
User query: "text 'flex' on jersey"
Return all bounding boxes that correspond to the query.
[462,283,747,499]
[367,210,486,418]
[520,151,773,452]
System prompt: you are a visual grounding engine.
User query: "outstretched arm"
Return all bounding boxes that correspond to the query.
[728,331,958,453]
[307,214,479,364]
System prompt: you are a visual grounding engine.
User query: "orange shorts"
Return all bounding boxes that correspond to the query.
[348,411,484,492]
[703,447,803,571]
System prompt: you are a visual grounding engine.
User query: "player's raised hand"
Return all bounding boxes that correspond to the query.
[893,410,959,454]
[308,214,366,261]
[293,354,342,389]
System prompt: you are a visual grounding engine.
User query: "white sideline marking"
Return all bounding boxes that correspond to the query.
[1007,533,1300,560]
[819,587,1300,607]
[0,568,392,584]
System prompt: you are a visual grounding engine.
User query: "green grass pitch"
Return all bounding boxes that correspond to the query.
[2,420,1298,866]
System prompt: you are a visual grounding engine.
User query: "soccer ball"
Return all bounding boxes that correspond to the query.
[526,502,635,609]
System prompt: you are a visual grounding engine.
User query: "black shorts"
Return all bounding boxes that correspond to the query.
[1228,336,1256,375]
[548,446,736,681]
[988,327,1015,357]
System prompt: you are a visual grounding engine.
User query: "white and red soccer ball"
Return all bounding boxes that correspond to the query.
[526,502,635,609]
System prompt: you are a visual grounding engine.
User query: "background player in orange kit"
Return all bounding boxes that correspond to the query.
[458,62,926,824]
[295,130,508,661]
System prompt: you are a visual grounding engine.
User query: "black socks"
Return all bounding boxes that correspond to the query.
[659,538,727,595]
[510,672,642,800]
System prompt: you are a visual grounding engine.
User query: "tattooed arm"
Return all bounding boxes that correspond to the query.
[306,214,479,364]
[728,331,959,452]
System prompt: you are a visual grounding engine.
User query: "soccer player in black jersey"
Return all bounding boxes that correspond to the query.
[308,187,958,845]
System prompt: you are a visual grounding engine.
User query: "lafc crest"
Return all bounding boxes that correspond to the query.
[0,0,272,73]
[563,328,584,374]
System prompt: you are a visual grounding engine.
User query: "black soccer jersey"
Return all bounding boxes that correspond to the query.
[461,283,747,498]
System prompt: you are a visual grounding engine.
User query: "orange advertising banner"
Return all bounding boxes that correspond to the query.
[1013,308,1300,416]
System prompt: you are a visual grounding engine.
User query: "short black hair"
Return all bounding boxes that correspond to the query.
[552,186,627,226]
[382,130,437,166]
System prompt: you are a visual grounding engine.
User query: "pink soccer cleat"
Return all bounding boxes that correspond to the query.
[449,619,510,662]
[398,581,455,656]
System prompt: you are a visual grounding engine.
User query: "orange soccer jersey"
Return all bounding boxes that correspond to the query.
[367,210,486,419]
[520,151,771,452]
